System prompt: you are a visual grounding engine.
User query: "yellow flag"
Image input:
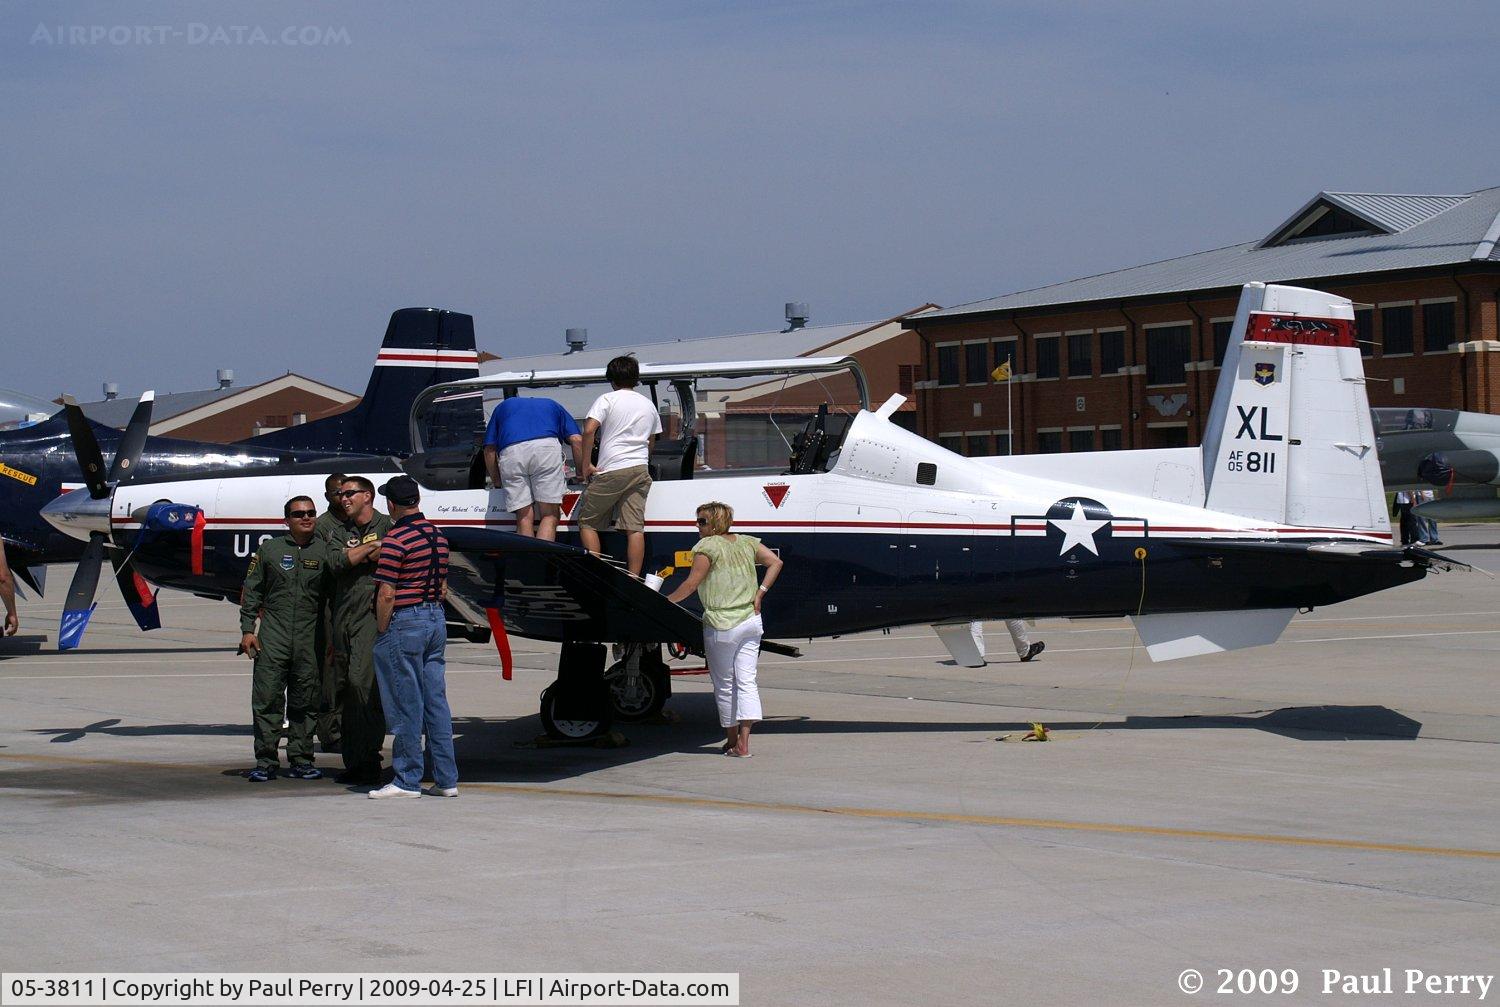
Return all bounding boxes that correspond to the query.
[991,359,1012,382]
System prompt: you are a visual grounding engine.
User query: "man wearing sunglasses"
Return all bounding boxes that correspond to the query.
[238,496,330,783]
[320,476,394,785]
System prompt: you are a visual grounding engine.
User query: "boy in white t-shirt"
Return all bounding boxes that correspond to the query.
[578,355,662,575]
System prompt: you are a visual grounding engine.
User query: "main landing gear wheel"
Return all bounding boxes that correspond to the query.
[604,655,671,723]
[539,684,612,740]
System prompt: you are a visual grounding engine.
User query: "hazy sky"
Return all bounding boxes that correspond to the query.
[4,0,1497,400]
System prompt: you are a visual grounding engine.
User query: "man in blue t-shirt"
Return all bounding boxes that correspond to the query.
[483,396,586,540]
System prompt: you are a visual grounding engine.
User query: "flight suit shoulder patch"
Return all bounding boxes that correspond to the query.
[246,555,259,574]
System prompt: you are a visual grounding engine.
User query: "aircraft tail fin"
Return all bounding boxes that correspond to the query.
[243,308,482,456]
[1201,283,1387,534]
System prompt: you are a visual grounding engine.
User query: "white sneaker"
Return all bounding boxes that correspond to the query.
[425,785,459,798]
[367,783,421,800]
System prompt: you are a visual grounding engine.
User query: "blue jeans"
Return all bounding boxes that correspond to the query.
[374,603,457,792]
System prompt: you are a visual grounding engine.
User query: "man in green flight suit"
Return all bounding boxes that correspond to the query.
[239,495,329,783]
[312,472,348,754]
[322,475,394,786]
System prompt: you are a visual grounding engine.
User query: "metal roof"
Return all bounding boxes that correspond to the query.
[1320,192,1472,234]
[73,387,239,428]
[480,318,885,377]
[920,186,1500,320]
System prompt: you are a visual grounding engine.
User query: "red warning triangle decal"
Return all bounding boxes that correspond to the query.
[561,491,581,518]
[763,484,790,509]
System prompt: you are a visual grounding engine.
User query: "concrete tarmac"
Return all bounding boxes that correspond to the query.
[2,527,1498,1004]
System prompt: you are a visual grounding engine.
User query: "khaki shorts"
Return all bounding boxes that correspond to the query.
[577,465,651,532]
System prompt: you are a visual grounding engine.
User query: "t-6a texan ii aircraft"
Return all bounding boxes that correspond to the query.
[5,308,480,646]
[41,283,1466,736]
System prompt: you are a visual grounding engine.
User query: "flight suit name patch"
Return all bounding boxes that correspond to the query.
[361,533,380,544]
[301,559,321,569]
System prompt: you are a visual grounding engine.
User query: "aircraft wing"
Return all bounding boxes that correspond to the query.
[443,528,707,650]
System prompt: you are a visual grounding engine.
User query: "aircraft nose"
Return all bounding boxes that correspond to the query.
[41,487,112,541]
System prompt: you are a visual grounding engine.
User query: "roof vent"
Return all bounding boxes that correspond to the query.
[217,368,234,389]
[102,382,119,400]
[784,302,810,331]
[565,328,588,353]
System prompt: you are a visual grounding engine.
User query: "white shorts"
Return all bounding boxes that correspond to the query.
[499,438,568,512]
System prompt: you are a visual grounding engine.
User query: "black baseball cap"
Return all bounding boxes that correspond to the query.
[377,475,420,506]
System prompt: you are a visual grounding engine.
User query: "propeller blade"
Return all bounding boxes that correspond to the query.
[59,533,105,650]
[60,394,109,500]
[111,551,161,633]
[108,390,154,483]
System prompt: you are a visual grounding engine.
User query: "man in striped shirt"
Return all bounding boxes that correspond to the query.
[367,476,457,799]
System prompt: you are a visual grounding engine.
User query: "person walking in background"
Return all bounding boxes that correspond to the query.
[368,476,456,799]
[1413,489,1442,546]
[1393,489,1417,546]
[967,620,1044,663]
[578,355,661,576]
[667,501,782,758]
[483,395,585,541]
[238,496,329,783]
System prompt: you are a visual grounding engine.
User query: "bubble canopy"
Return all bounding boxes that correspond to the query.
[0,388,59,430]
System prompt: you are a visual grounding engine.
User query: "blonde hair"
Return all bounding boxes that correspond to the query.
[696,501,733,537]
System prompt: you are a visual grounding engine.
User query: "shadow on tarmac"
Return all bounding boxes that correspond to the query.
[6,698,1423,805]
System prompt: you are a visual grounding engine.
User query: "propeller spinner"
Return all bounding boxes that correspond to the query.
[49,391,160,650]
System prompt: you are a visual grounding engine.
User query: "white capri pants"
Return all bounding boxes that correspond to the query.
[703,613,763,727]
[969,619,1032,659]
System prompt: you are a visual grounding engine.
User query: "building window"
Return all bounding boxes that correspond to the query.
[1423,301,1455,352]
[1036,430,1062,453]
[964,342,989,384]
[992,339,1017,377]
[1382,306,1413,355]
[966,433,991,456]
[1099,330,1125,374]
[994,431,1012,456]
[1100,428,1122,451]
[1212,320,1233,367]
[937,345,960,386]
[1067,333,1092,378]
[1146,325,1192,385]
[897,364,915,396]
[1355,308,1374,357]
[1035,336,1059,379]
[938,433,962,453]
[1068,428,1094,452]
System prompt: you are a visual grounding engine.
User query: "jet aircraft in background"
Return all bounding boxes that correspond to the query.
[1372,407,1500,519]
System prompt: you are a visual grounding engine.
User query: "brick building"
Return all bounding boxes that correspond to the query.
[72,372,357,442]
[907,187,1500,455]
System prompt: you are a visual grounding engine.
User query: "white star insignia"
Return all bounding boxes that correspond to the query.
[1049,501,1110,556]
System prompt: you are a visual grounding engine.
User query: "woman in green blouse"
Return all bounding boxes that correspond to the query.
[667,501,784,757]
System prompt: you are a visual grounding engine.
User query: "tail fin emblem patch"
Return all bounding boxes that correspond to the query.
[1254,362,1276,386]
